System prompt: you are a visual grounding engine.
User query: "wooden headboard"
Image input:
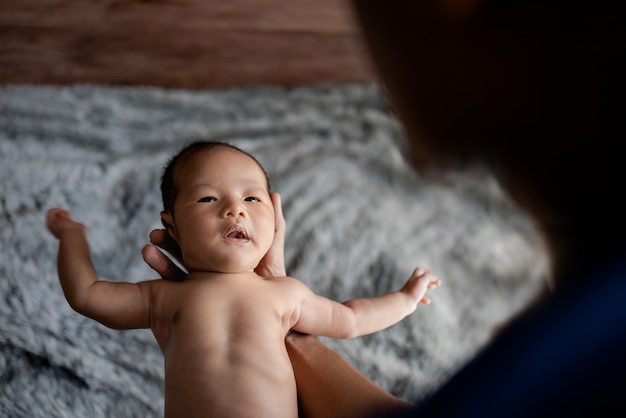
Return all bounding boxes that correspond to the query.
[0,0,376,89]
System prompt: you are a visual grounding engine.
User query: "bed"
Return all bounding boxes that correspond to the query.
[0,1,548,416]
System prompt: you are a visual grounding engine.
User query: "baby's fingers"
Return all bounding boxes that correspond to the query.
[412,268,441,286]
[46,208,71,231]
[427,278,442,289]
[47,207,70,222]
[46,208,86,238]
[402,267,441,305]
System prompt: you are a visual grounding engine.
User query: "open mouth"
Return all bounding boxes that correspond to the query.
[223,224,250,241]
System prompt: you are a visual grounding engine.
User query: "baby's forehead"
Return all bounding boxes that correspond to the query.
[175,147,269,189]
[178,146,243,165]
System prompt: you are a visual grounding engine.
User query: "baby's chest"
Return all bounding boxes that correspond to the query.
[171,286,293,330]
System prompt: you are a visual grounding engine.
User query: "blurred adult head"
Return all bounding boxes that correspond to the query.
[353,0,625,284]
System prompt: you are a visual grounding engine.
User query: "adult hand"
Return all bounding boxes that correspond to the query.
[142,228,186,282]
[142,192,287,280]
[256,193,287,278]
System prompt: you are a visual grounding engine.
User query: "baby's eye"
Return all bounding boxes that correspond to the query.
[198,196,217,203]
[244,196,259,202]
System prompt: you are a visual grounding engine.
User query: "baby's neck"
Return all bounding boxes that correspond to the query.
[185,269,260,282]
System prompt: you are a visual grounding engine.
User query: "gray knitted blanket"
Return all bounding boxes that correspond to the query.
[0,83,548,417]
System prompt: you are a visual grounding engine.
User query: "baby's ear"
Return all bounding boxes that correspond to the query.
[160,211,177,240]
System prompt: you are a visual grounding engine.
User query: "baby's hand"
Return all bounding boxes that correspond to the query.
[400,267,441,306]
[46,208,87,239]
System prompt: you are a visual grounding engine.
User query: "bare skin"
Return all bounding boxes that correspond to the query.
[145,207,418,418]
[285,333,416,418]
[47,146,440,418]
[144,185,417,418]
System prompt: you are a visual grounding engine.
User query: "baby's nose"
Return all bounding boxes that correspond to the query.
[221,200,246,218]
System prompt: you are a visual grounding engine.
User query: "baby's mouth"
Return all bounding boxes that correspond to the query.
[223,224,250,241]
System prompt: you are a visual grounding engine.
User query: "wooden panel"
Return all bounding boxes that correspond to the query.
[0,0,376,88]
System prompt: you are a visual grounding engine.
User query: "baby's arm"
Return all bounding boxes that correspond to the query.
[46,208,151,330]
[293,267,440,338]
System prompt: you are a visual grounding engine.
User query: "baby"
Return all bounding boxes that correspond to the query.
[46,141,440,418]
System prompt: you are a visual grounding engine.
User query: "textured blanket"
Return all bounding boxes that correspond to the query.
[0,83,548,417]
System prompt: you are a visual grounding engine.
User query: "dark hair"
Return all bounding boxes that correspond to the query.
[160,141,270,214]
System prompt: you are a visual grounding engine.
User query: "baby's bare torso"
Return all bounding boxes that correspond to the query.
[149,272,299,418]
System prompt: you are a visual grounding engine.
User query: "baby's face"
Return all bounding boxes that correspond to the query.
[163,147,275,273]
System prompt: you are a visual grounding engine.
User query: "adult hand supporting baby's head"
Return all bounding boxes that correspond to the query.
[255,192,287,278]
[142,229,186,282]
[142,192,287,281]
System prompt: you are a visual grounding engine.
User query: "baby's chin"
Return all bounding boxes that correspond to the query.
[181,245,268,275]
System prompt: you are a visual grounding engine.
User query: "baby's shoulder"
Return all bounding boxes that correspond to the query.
[136,278,186,300]
[263,275,299,285]
[264,275,313,294]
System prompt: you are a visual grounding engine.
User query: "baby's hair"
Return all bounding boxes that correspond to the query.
[160,141,270,214]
